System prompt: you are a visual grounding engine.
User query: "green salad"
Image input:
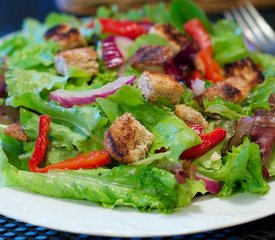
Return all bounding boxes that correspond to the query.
[0,0,274,213]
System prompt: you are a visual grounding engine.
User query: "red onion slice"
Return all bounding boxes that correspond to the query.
[103,36,134,68]
[195,173,222,194]
[50,75,136,108]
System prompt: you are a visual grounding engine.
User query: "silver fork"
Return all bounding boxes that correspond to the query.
[224,1,275,55]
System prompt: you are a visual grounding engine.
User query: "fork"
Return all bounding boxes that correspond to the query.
[224,1,275,55]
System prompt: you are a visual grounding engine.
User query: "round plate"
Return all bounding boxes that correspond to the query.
[0,181,274,237]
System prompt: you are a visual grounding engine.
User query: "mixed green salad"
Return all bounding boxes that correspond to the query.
[0,0,274,213]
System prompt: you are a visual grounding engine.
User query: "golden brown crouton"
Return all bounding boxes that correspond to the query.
[202,77,251,103]
[104,113,154,164]
[224,58,264,88]
[3,122,28,142]
[55,48,99,76]
[175,104,208,129]
[149,24,187,54]
[130,45,173,73]
[137,71,184,104]
[44,24,86,50]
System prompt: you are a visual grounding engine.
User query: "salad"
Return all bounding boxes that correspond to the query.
[0,0,274,214]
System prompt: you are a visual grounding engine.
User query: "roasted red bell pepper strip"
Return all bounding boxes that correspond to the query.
[187,123,203,135]
[198,49,224,82]
[28,115,51,172]
[184,18,213,55]
[90,18,146,39]
[42,150,110,172]
[181,128,226,159]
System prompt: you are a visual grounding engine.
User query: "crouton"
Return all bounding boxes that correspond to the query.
[137,71,184,104]
[44,24,86,50]
[149,24,187,54]
[3,122,28,142]
[55,48,99,76]
[202,77,251,103]
[175,104,208,129]
[104,113,154,164]
[130,45,173,73]
[224,58,264,88]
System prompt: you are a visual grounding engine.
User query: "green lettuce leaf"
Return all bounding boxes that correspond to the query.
[197,138,269,197]
[203,97,245,120]
[22,18,47,44]
[266,149,275,177]
[0,34,27,58]
[6,41,59,70]
[0,126,27,170]
[212,20,248,65]
[44,12,81,28]
[0,147,203,212]
[12,93,107,137]
[170,0,212,32]
[246,75,275,113]
[20,108,104,165]
[20,109,86,151]
[5,69,67,103]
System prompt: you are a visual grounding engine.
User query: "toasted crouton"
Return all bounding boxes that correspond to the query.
[55,48,99,76]
[137,71,184,104]
[224,58,264,88]
[44,24,86,50]
[3,122,28,142]
[149,24,187,54]
[202,77,251,103]
[130,45,173,73]
[175,104,208,129]
[104,113,154,164]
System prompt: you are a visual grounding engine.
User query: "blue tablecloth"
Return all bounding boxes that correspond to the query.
[0,0,274,239]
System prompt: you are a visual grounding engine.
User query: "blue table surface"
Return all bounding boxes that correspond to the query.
[0,0,274,239]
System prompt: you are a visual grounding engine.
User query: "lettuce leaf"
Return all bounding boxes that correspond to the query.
[0,126,27,170]
[5,69,67,103]
[12,93,107,137]
[212,20,248,65]
[197,138,269,196]
[170,0,212,32]
[246,74,275,113]
[0,34,27,58]
[266,149,275,177]
[44,12,81,28]
[6,41,59,70]
[203,97,245,120]
[0,147,204,212]
[20,108,104,165]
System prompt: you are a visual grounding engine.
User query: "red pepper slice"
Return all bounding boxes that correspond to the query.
[42,150,110,173]
[28,115,51,172]
[181,128,226,159]
[184,18,213,55]
[90,18,146,39]
[198,49,224,83]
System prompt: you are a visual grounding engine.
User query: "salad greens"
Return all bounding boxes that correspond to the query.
[0,0,274,213]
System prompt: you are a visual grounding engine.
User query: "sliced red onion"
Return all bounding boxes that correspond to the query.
[50,75,136,108]
[191,79,205,96]
[103,36,134,68]
[195,173,222,194]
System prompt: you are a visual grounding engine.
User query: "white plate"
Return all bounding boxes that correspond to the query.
[0,180,274,237]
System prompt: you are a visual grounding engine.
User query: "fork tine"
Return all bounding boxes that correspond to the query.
[224,8,261,50]
[237,4,271,51]
[244,1,275,43]
[224,2,275,54]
